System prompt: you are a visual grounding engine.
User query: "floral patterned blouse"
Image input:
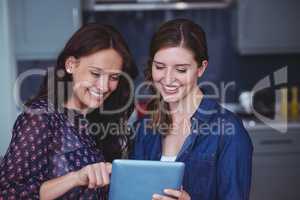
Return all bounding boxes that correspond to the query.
[0,98,105,199]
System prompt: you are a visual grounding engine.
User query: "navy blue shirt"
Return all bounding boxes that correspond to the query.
[131,97,253,200]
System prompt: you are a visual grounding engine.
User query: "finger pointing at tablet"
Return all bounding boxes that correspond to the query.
[105,162,112,174]
[76,162,112,189]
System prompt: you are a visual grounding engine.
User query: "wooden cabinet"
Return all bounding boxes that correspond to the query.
[11,0,82,60]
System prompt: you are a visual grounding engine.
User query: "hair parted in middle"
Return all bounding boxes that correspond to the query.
[144,18,208,134]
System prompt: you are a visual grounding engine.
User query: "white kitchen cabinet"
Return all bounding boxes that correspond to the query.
[11,0,82,60]
[237,0,300,55]
[248,127,300,200]
[0,0,17,156]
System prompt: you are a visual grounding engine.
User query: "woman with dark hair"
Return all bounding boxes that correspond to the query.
[0,23,137,199]
[132,19,253,200]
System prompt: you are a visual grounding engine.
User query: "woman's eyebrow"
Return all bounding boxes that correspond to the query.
[88,66,103,71]
[110,72,121,75]
[153,60,191,67]
[153,60,166,66]
[174,63,191,67]
[88,66,121,75]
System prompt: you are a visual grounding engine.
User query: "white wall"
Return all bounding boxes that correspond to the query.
[0,0,17,156]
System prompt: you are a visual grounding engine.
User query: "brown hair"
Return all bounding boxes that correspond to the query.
[31,23,138,162]
[145,18,208,134]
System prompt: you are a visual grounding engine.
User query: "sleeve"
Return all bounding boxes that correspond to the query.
[129,119,146,160]
[217,117,253,200]
[0,112,52,199]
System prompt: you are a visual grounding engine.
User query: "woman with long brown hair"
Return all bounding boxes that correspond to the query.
[0,23,137,199]
[132,19,253,200]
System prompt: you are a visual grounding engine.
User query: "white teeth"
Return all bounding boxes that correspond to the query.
[165,87,177,91]
[163,86,178,92]
[89,90,101,97]
[165,89,177,92]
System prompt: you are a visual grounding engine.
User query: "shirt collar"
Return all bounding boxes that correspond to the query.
[191,96,218,123]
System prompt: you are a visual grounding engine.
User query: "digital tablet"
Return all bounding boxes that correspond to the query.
[109,159,185,200]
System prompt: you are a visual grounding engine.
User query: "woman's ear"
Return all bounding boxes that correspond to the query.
[197,60,208,77]
[65,56,77,74]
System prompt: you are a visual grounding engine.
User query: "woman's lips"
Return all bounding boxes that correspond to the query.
[88,89,104,99]
[161,85,179,95]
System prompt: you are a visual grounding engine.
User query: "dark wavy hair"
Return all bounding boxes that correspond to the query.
[145,18,208,134]
[29,23,138,162]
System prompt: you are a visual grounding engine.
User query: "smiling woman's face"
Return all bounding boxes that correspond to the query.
[65,48,123,110]
[152,47,204,104]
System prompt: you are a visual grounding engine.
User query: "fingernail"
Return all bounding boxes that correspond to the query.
[152,194,159,198]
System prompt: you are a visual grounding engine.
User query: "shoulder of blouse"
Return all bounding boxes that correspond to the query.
[16,97,64,129]
[24,97,64,117]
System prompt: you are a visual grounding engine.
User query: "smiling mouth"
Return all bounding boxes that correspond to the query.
[88,89,104,99]
[161,85,179,94]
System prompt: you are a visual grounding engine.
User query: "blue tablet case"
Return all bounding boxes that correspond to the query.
[109,160,185,200]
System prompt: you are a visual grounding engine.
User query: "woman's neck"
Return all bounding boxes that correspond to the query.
[64,95,89,116]
[168,87,203,122]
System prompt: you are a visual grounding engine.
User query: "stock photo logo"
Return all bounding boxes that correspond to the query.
[250,66,288,133]
[14,65,290,134]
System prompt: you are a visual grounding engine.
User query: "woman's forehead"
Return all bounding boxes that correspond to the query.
[153,47,195,64]
[79,49,123,71]
[87,66,122,74]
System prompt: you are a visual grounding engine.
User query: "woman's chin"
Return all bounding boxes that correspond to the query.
[88,100,103,109]
[161,95,180,103]
[82,97,104,109]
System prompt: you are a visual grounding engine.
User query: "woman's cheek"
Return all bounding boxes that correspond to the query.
[110,81,119,92]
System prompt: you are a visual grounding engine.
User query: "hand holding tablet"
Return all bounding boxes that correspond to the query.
[152,188,191,200]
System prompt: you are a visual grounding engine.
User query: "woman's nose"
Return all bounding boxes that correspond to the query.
[164,68,175,85]
[95,75,109,93]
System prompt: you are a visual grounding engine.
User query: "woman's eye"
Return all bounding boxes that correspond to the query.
[91,71,100,77]
[110,75,120,81]
[155,65,165,70]
[176,68,187,73]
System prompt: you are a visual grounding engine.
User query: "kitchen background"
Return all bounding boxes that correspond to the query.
[0,0,300,199]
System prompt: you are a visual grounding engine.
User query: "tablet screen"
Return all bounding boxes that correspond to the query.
[109,159,185,200]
